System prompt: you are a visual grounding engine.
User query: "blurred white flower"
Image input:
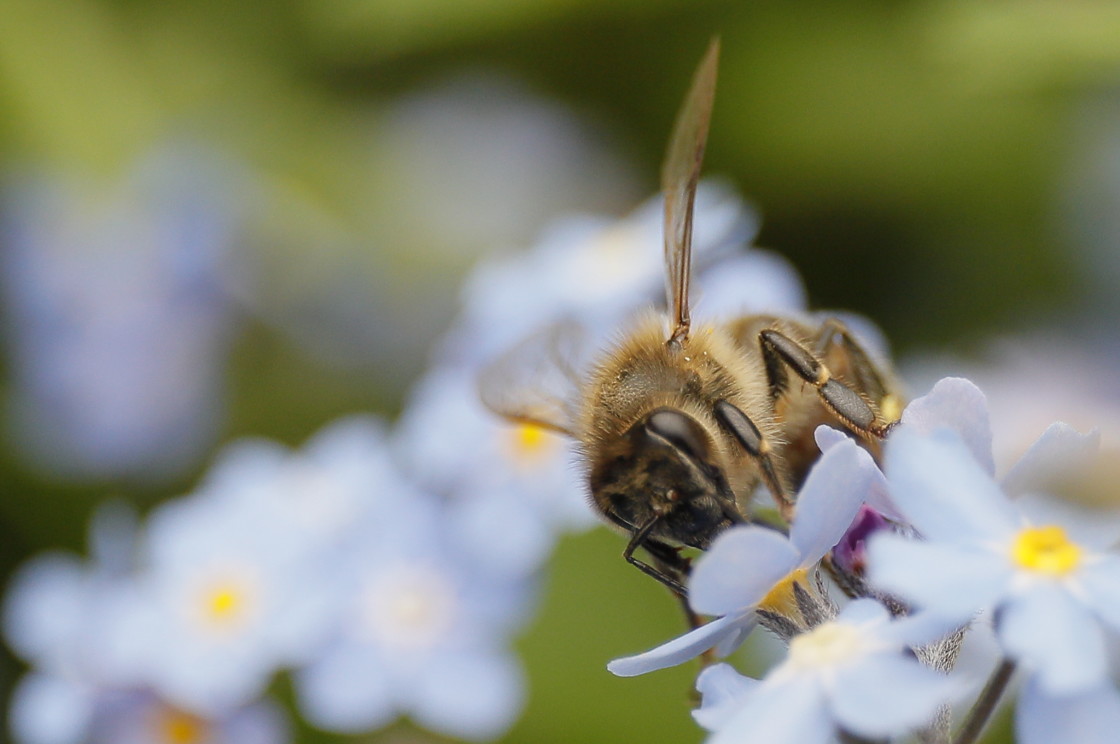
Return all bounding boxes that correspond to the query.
[9,682,289,744]
[0,143,241,481]
[294,483,530,741]
[2,506,288,744]
[197,415,400,554]
[441,180,765,367]
[693,601,964,744]
[396,364,594,577]
[118,489,340,716]
[1016,676,1120,744]
[904,335,1120,473]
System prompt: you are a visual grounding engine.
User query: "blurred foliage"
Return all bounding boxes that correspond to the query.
[4,0,1120,742]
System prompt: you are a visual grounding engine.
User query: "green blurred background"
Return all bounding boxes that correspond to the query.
[4,0,1120,741]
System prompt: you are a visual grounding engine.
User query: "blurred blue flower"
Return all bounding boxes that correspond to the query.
[441,181,761,367]
[692,600,964,744]
[2,505,289,744]
[1016,676,1120,744]
[868,413,1120,695]
[294,480,530,741]
[0,143,241,480]
[396,364,594,577]
[8,682,289,744]
[196,415,403,555]
[112,484,342,715]
[608,436,872,677]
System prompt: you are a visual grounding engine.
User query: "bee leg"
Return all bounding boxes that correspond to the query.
[759,329,892,442]
[620,514,689,598]
[713,399,794,521]
[641,538,704,628]
[813,319,902,425]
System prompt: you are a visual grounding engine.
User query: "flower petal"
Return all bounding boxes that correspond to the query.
[1015,492,1120,553]
[689,527,799,616]
[695,249,806,317]
[997,582,1108,695]
[832,655,963,739]
[8,673,93,744]
[409,648,525,742]
[813,425,849,453]
[1016,677,1120,744]
[1078,555,1120,632]
[814,425,898,522]
[880,611,968,650]
[692,663,758,732]
[1002,422,1100,499]
[900,377,994,475]
[295,645,395,733]
[884,427,1019,543]
[791,439,874,563]
[607,611,755,677]
[835,597,891,627]
[708,675,833,744]
[867,534,1010,620]
[714,621,756,659]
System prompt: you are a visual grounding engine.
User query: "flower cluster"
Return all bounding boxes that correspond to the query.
[609,377,1120,744]
[4,181,792,743]
[4,414,543,744]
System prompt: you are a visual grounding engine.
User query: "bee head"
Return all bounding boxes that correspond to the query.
[588,406,743,550]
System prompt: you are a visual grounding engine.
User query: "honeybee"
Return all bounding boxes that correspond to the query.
[481,39,902,597]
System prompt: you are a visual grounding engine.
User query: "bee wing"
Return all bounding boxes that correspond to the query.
[663,38,720,345]
[478,321,590,437]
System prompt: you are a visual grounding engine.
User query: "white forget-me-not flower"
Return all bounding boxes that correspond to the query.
[294,466,530,741]
[2,506,290,744]
[692,599,963,744]
[441,181,761,368]
[395,363,594,577]
[608,436,875,676]
[868,409,1120,696]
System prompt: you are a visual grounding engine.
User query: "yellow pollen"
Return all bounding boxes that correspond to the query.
[507,422,555,465]
[759,567,810,618]
[1012,526,1082,576]
[159,708,207,744]
[879,394,903,424]
[205,585,243,624]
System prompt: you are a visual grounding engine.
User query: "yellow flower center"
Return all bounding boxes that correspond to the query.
[194,575,254,633]
[207,586,241,620]
[506,422,556,466]
[787,621,867,670]
[1011,526,1082,576]
[759,567,810,618]
[158,708,208,744]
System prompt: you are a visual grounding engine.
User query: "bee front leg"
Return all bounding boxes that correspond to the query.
[619,514,690,599]
[640,537,705,629]
[759,329,894,442]
[712,399,795,522]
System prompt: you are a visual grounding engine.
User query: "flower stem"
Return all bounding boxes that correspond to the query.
[952,659,1016,744]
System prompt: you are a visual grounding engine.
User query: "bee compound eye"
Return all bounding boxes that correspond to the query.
[644,408,710,463]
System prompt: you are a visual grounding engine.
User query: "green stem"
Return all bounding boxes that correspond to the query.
[952,659,1016,744]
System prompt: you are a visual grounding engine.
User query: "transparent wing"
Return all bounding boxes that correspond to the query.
[478,321,590,437]
[663,38,720,345]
